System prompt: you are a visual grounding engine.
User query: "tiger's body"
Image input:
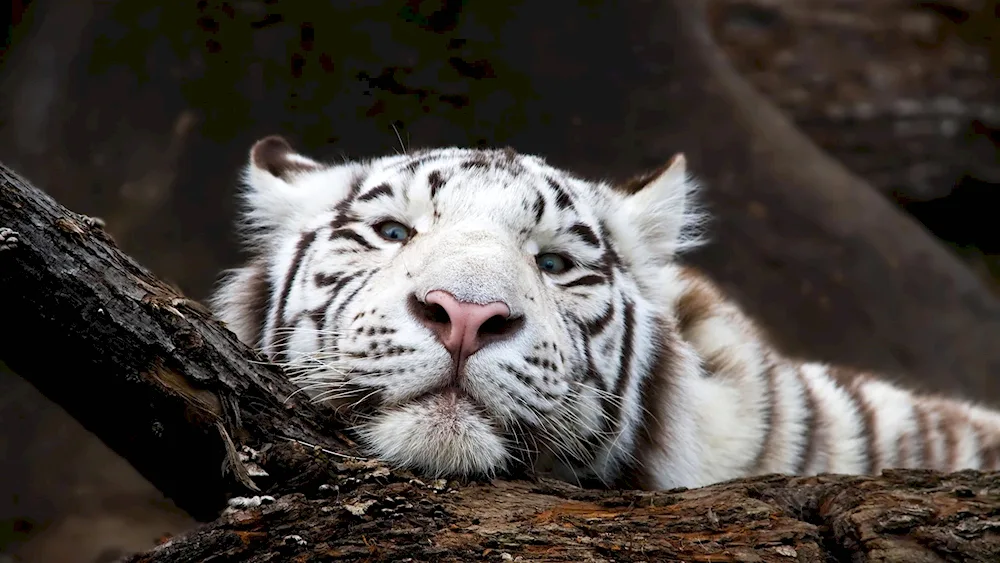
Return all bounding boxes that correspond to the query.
[212,136,1000,491]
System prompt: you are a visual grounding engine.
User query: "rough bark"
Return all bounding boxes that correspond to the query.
[0,163,346,522]
[3,131,1000,563]
[129,460,1000,563]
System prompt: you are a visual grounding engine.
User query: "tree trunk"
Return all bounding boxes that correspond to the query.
[3,119,1000,563]
[708,0,1000,202]
[706,0,1000,296]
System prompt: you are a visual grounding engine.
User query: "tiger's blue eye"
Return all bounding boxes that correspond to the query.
[375,221,412,242]
[536,253,571,274]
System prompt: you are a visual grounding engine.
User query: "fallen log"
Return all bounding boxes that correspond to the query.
[2,125,1000,563]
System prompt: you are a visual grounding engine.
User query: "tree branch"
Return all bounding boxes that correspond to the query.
[0,164,346,521]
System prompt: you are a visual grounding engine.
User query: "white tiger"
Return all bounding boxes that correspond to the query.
[211,135,1000,490]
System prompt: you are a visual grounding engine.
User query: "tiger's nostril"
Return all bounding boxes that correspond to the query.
[427,303,450,325]
[478,313,523,339]
[409,297,452,329]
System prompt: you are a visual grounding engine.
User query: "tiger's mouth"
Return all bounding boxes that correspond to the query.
[418,387,485,421]
[313,368,489,419]
[402,385,500,433]
[415,385,474,406]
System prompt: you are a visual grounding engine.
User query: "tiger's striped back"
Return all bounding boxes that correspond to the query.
[661,264,1000,487]
[211,135,1000,491]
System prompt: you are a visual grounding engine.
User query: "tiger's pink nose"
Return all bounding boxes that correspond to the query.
[413,290,522,367]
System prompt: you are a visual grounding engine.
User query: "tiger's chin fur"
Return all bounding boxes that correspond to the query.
[212,135,1000,491]
[358,390,510,478]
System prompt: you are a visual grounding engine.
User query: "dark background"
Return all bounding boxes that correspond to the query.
[1,1,998,561]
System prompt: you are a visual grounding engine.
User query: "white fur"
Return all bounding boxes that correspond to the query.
[212,139,1000,491]
[357,393,510,477]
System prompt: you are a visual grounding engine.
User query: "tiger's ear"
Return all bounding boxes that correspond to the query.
[247,135,322,191]
[616,153,702,259]
[240,135,324,236]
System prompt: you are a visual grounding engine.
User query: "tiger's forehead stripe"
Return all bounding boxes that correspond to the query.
[353,150,605,251]
[568,223,602,249]
[357,182,394,203]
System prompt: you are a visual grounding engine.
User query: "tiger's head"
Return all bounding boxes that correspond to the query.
[212,136,702,484]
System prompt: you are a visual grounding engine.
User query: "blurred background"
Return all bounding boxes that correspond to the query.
[0,1,998,561]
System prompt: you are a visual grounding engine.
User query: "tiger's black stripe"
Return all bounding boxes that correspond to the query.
[402,154,443,174]
[975,423,1000,470]
[357,183,394,202]
[603,301,636,431]
[243,260,272,349]
[460,156,490,170]
[533,196,546,224]
[838,372,878,474]
[569,223,601,248]
[749,355,779,474]
[314,272,340,287]
[428,171,446,200]
[616,323,678,490]
[580,299,618,390]
[323,270,364,299]
[329,227,377,250]
[794,367,821,474]
[558,274,606,289]
[308,270,363,323]
[328,171,368,230]
[580,301,616,391]
[940,405,962,471]
[271,229,318,361]
[546,176,574,211]
[307,270,370,345]
[597,221,623,274]
[912,401,934,469]
[328,269,378,337]
[571,298,636,470]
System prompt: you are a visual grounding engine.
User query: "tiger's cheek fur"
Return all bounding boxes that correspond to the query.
[334,265,455,404]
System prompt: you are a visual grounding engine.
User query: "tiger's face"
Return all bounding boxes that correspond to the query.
[212,136,700,482]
